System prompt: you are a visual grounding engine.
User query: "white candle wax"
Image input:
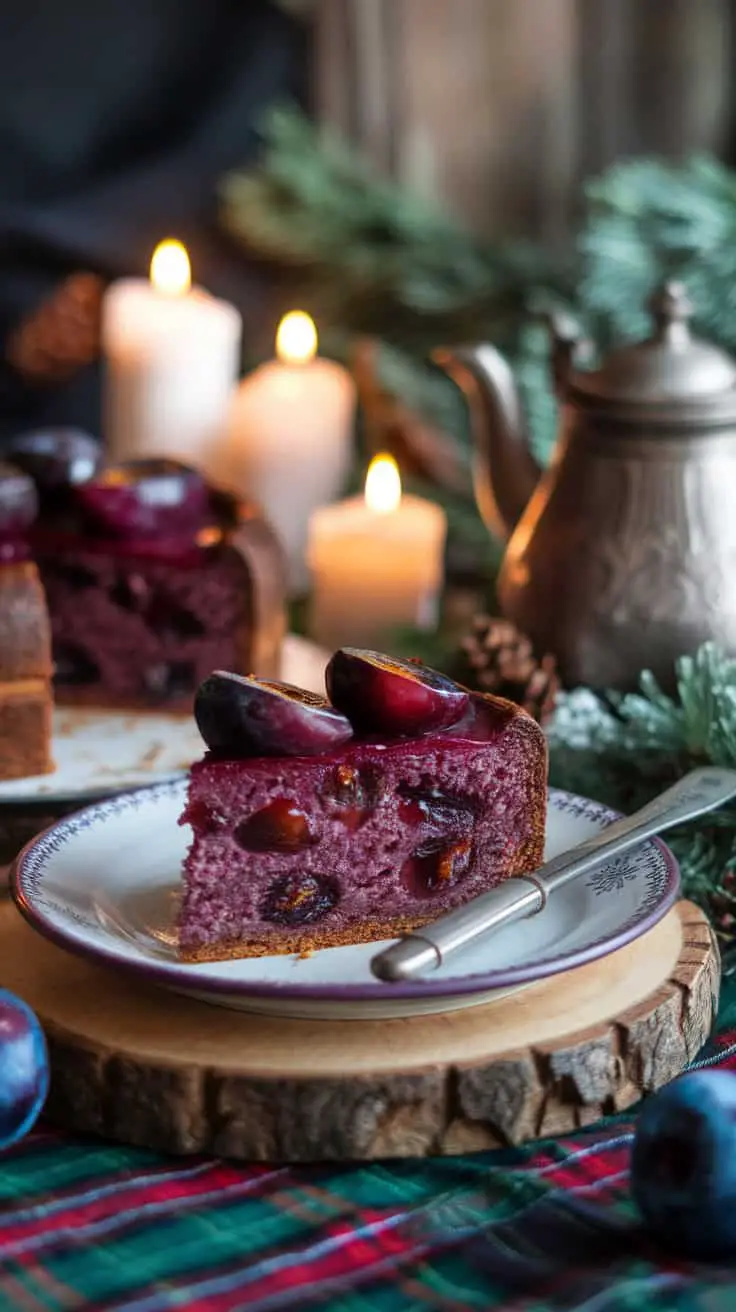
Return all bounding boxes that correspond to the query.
[215,312,355,595]
[307,483,446,652]
[102,250,242,469]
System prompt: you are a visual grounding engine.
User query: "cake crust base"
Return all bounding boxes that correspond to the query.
[179,913,435,963]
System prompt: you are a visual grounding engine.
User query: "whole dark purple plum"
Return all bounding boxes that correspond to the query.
[632,1068,736,1261]
[0,988,49,1150]
[5,429,100,501]
[0,463,38,537]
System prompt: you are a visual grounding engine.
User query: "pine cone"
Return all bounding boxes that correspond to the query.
[6,272,104,386]
[457,615,560,724]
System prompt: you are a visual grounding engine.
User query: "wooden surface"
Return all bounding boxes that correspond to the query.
[314,0,735,240]
[0,900,719,1161]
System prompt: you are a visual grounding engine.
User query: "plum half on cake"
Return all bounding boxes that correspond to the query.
[178,649,547,961]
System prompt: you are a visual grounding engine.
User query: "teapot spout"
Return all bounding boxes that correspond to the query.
[434,344,542,541]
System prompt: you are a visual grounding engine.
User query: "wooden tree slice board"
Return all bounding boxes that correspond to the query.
[0,900,719,1161]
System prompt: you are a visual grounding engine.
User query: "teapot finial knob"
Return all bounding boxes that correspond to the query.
[648,282,693,341]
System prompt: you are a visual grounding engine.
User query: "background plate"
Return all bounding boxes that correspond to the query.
[0,635,327,806]
[11,783,680,1019]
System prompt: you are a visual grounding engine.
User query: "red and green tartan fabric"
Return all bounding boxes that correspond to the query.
[1,1009,736,1310]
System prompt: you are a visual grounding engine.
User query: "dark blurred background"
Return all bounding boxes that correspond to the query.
[0,0,306,440]
[0,0,734,441]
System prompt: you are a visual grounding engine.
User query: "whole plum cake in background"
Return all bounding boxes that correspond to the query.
[6,434,287,712]
[179,649,548,961]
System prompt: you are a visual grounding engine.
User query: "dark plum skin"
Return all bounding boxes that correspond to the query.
[632,1069,736,1260]
[195,671,353,757]
[0,463,38,538]
[0,988,49,1150]
[326,648,469,737]
[75,458,209,539]
[5,429,100,506]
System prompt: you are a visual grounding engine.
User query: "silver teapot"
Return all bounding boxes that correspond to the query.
[436,283,736,688]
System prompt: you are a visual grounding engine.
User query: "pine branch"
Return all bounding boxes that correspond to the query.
[548,644,736,935]
[221,105,564,328]
[579,155,736,350]
[220,104,569,455]
[222,111,736,472]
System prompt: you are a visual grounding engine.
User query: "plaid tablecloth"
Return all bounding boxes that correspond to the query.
[1,989,735,1310]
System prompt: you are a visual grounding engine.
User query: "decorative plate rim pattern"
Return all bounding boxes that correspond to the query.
[10,781,681,1001]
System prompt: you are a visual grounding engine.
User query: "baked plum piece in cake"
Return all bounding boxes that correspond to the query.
[179,649,547,961]
[9,437,286,712]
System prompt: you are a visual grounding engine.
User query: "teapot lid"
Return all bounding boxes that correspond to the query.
[570,283,736,420]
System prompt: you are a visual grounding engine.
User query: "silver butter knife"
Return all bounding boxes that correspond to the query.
[370,766,736,983]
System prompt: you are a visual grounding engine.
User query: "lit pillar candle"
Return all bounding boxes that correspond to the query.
[307,454,446,651]
[216,311,355,595]
[102,239,242,468]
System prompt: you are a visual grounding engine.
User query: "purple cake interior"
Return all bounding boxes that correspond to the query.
[35,533,253,708]
[179,668,547,961]
[4,443,286,711]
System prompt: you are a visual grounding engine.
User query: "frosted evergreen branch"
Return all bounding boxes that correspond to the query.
[548,645,736,925]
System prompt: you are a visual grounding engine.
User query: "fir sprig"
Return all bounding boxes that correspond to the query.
[223,109,736,464]
[393,631,736,934]
[220,104,569,464]
[548,644,736,934]
[220,105,563,333]
[580,156,736,348]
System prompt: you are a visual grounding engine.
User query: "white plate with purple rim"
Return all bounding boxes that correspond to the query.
[11,780,680,1020]
[0,636,328,807]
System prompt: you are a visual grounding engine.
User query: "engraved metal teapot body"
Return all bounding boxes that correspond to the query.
[436,284,736,689]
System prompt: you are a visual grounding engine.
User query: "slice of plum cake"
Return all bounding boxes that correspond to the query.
[178,648,548,961]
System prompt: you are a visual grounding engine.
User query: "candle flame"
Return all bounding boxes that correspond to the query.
[365,454,401,515]
[276,311,318,365]
[150,239,191,296]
